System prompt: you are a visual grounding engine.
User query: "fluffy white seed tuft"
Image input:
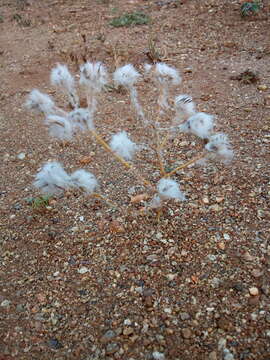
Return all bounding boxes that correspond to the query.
[70,170,98,193]
[33,161,72,194]
[155,63,181,86]
[157,178,185,201]
[110,131,138,161]
[80,61,108,92]
[113,64,141,88]
[46,115,73,141]
[68,108,94,132]
[25,89,56,116]
[179,112,214,139]
[143,63,153,74]
[51,64,79,108]
[205,133,234,163]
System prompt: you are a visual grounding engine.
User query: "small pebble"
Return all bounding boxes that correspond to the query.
[106,343,119,355]
[78,267,89,274]
[1,300,11,307]
[182,328,192,339]
[17,152,26,160]
[152,351,165,360]
[47,338,63,349]
[249,287,259,296]
[257,84,268,91]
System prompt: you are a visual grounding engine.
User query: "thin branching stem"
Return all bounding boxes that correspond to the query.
[90,129,153,188]
[165,153,205,178]
[91,193,118,208]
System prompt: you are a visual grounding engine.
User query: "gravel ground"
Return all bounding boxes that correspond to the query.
[0,0,269,359]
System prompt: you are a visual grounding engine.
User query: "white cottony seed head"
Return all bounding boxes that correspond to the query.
[205,133,234,163]
[113,64,141,88]
[25,89,56,116]
[157,178,185,201]
[155,63,181,86]
[51,64,78,108]
[68,108,94,132]
[70,169,98,193]
[179,112,214,139]
[80,61,108,92]
[110,131,138,161]
[46,115,73,141]
[33,161,72,194]
[51,64,75,91]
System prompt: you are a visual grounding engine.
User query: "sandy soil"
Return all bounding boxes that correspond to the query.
[0,0,269,359]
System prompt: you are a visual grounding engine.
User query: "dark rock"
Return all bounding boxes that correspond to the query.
[47,338,63,349]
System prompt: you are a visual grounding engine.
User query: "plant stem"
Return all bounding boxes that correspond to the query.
[165,152,205,177]
[90,130,153,188]
[91,193,118,208]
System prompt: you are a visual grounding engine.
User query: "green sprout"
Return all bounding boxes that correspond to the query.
[241,1,261,17]
[110,11,150,27]
[26,195,52,209]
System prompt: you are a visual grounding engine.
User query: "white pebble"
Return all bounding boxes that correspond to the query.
[78,267,89,274]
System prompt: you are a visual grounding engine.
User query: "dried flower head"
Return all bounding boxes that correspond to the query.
[110,131,138,161]
[80,61,108,93]
[205,133,234,163]
[70,169,98,193]
[179,112,214,139]
[46,115,73,141]
[25,89,56,116]
[113,64,141,88]
[33,161,72,194]
[51,64,79,108]
[157,178,185,201]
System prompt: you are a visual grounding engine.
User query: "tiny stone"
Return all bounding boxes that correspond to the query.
[182,328,192,339]
[202,197,210,204]
[180,312,190,321]
[257,84,268,91]
[78,267,89,274]
[106,343,119,355]
[218,242,226,250]
[123,327,134,336]
[209,351,217,360]
[152,351,165,360]
[243,252,254,261]
[17,152,26,160]
[101,330,116,343]
[124,319,132,326]
[1,299,11,307]
[223,348,234,360]
[249,287,259,296]
[223,233,230,240]
[47,338,63,349]
[167,273,177,281]
[251,269,263,278]
[218,337,227,350]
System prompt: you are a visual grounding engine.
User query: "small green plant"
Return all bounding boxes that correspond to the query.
[12,13,31,26]
[26,195,52,209]
[241,1,261,17]
[110,11,150,27]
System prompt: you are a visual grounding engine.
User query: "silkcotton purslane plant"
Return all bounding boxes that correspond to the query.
[26,60,234,218]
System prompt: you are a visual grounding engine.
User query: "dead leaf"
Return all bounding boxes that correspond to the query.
[79,156,92,165]
[130,193,149,203]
